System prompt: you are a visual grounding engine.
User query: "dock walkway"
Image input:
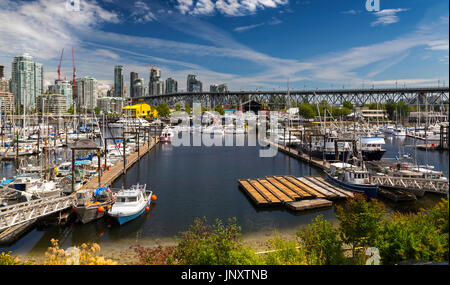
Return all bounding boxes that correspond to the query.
[80,137,159,190]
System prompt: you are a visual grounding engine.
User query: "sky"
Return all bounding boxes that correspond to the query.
[0,0,448,95]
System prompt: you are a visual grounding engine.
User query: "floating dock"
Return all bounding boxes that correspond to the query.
[238,175,353,211]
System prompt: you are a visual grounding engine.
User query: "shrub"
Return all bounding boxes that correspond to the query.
[0,252,21,265]
[173,217,259,265]
[44,238,117,265]
[134,244,176,265]
[375,212,448,264]
[262,235,307,265]
[297,215,345,265]
[335,195,386,257]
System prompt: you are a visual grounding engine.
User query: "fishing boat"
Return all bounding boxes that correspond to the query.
[358,136,386,161]
[107,184,154,225]
[327,162,378,198]
[74,187,114,224]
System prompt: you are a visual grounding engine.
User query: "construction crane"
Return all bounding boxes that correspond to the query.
[57,48,64,81]
[72,47,76,86]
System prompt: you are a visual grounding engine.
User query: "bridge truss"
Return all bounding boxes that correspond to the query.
[135,87,449,108]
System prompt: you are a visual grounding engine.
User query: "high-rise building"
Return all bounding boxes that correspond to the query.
[152,80,165,96]
[130,72,138,98]
[133,78,147,97]
[0,65,9,93]
[0,65,4,78]
[165,77,178,94]
[48,80,73,110]
[210,83,228,93]
[76,76,98,110]
[114,65,124,97]
[187,74,202,92]
[11,53,44,109]
[149,68,161,96]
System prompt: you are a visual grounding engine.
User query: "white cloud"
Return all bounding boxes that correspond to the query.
[0,0,120,59]
[176,0,194,14]
[426,39,449,51]
[130,1,157,23]
[371,8,409,26]
[234,23,264,32]
[341,9,361,15]
[191,0,215,15]
[175,0,289,16]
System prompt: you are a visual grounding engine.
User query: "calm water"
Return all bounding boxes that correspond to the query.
[1,133,448,256]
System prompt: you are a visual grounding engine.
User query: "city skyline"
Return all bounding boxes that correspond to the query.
[0,0,448,95]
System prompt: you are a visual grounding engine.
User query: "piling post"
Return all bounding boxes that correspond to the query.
[97,150,101,187]
[123,137,127,175]
[71,149,75,193]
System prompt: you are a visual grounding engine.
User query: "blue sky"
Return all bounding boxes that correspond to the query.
[0,0,448,94]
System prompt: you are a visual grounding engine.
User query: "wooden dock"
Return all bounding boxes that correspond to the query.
[80,137,159,190]
[267,141,332,171]
[286,199,332,211]
[238,175,353,211]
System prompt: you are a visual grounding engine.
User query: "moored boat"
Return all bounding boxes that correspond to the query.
[327,162,378,198]
[74,187,114,224]
[107,184,154,225]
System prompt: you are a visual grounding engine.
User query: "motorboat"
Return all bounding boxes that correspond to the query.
[327,162,378,198]
[107,184,153,225]
[160,127,174,142]
[109,117,151,128]
[357,137,386,161]
[74,187,114,224]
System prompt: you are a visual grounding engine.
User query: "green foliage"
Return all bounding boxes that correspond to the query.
[174,217,259,265]
[262,235,307,265]
[343,101,354,110]
[156,103,170,117]
[336,195,387,255]
[297,215,345,265]
[94,106,100,115]
[175,105,181,111]
[428,199,449,234]
[67,105,74,115]
[375,211,448,264]
[214,105,225,115]
[185,105,192,114]
[297,103,316,118]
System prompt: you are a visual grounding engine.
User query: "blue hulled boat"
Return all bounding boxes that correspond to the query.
[108,184,153,225]
[326,162,378,198]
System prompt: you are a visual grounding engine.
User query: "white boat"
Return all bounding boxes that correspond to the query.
[160,127,174,142]
[108,184,153,225]
[109,117,151,128]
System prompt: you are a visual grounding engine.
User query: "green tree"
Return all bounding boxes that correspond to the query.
[343,101,353,110]
[336,195,386,259]
[175,105,181,111]
[297,215,345,265]
[94,106,100,115]
[214,105,225,115]
[297,104,316,118]
[375,211,448,264]
[67,105,74,115]
[157,103,170,117]
[185,105,192,115]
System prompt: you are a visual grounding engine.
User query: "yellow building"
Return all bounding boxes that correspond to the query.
[122,103,158,118]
